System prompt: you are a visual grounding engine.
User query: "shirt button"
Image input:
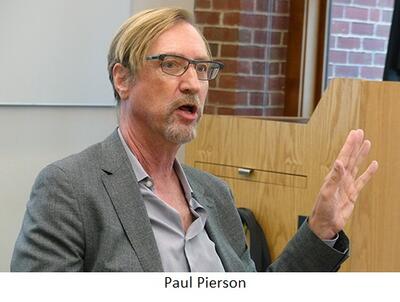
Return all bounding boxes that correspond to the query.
[145,179,153,188]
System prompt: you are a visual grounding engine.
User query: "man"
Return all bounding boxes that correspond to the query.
[11,8,378,272]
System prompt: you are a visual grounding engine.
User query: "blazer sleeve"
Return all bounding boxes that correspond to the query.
[267,220,349,272]
[10,164,85,272]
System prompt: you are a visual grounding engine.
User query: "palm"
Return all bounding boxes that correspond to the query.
[309,129,378,240]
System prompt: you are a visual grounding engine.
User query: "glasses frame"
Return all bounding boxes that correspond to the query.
[146,54,224,81]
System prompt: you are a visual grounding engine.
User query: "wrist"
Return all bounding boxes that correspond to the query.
[308,217,337,240]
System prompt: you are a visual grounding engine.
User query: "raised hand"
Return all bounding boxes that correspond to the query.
[309,129,379,240]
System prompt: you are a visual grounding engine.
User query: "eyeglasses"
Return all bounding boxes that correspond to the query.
[146,54,224,81]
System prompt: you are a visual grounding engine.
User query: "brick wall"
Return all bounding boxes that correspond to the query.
[328,0,394,81]
[194,0,394,116]
[194,0,289,116]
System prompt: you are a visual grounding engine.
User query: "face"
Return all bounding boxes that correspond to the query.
[121,21,209,146]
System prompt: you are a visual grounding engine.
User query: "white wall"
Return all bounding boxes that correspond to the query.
[0,0,193,271]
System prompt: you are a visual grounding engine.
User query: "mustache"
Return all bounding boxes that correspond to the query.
[169,94,201,111]
[172,94,200,109]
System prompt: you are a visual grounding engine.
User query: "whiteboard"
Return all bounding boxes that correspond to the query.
[0,0,131,106]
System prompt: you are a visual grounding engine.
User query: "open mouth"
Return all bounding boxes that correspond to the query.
[178,104,198,114]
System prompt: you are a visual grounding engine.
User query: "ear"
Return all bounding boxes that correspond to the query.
[112,63,132,101]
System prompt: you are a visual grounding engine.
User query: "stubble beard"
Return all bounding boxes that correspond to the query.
[163,94,203,145]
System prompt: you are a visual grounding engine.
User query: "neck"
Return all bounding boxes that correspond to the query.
[119,122,180,178]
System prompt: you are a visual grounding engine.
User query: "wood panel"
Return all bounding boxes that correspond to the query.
[186,78,400,271]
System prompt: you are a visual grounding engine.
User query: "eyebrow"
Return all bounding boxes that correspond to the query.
[160,52,211,61]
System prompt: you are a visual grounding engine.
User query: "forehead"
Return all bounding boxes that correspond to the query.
[147,21,209,59]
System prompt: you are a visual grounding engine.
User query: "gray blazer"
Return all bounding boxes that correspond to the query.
[11,130,349,272]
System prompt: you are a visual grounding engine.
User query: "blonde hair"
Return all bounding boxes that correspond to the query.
[107,7,211,101]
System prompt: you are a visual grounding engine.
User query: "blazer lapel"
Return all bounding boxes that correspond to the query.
[100,130,163,272]
[191,188,246,272]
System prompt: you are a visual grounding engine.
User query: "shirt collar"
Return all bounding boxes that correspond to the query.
[117,128,195,203]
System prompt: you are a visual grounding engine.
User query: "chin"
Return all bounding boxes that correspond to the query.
[165,125,197,145]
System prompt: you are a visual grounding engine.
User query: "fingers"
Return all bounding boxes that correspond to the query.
[354,160,379,193]
[350,140,372,178]
[337,129,364,168]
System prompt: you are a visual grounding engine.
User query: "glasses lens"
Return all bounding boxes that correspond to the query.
[161,56,187,76]
[156,55,222,80]
[195,63,210,80]
[196,62,221,80]
[206,63,221,80]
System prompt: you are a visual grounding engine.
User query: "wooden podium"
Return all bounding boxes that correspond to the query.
[186,78,400,271]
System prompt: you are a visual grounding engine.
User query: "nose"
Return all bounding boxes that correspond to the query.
[179,64,203,94]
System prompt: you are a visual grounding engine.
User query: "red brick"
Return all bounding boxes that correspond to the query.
[351,22,374,35]
[353,0,377,6]
[209,78,217,88]
[328,50,347,64]
[274,0,289,13]
[267,47,286,60]
[252,61,266,74]
[281,62,286,74]
[217,107,236,115]
[382,10,394,22]
[330,36,336,48]
[271,32,283,45]
[223,12,240,26]
[254,30,268,44]
[361,66,384,79]
[282,32,288,45]
[376,24,391,37]
[345,7,369,20]
[239,29,252,43]
[208,89,248,105]
[266,62,280,75]
[241,0,255,11]
[221,59,251,74]
[363,38,386,51]
[264,107,284,116]
[213,0,255,11]
[204,105,216,114]
[256,0,270,11]
[337,37,361,50]
[268,77,285,90]
[250,92,267,105]
[213,0,240,10]
[348,52,372,65]
[223,13,268,28]
[331,21,350,34]
[221,45,266,59]
[209,43,219,57]
[195,11,220,25]
[271,16,289,30]
[195,0,211,9]
[269,92,284,106]
[374,53,387,65]
[331,5,344,18]
[220,45,238,57]
[327,65,334,78]
[203,27,239,42]
[335,65,359,77]
[241,14,268,28]
[219,75,265,90]
[369,9,380,22]
[377,0,394,8]
[255,31,281,45]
